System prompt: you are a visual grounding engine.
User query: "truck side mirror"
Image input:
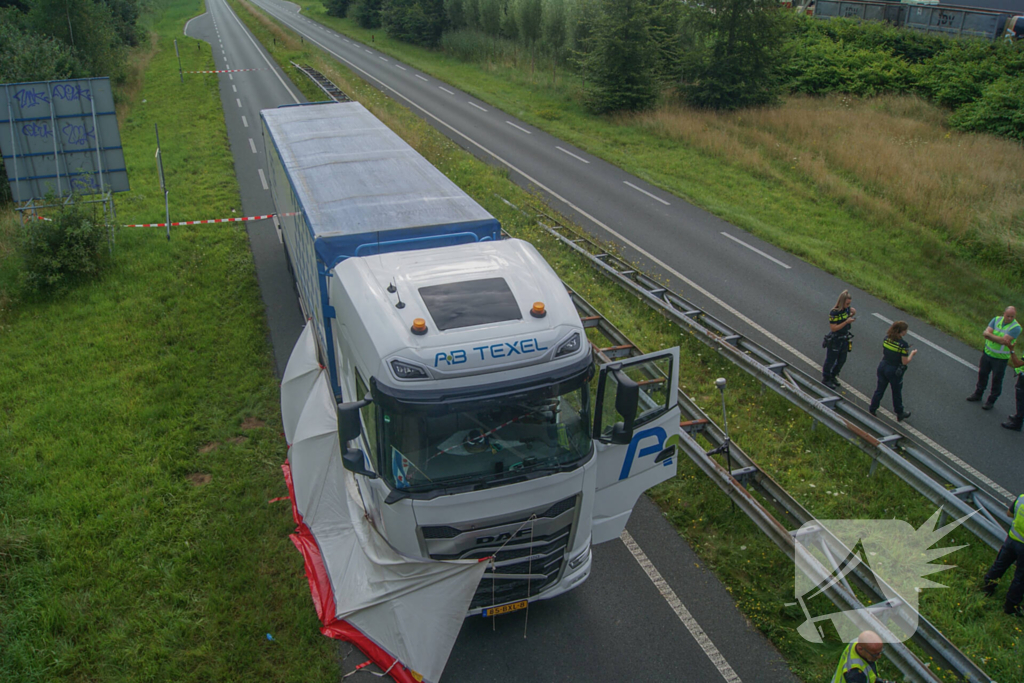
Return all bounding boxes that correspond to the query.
[610,367,639,445]
[338,397,377,478]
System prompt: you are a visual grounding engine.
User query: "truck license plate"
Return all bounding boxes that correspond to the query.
[483,600,528,617]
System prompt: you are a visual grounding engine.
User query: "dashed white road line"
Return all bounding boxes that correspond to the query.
[228,73,233,80]
[249,137,257,154]
[241,115,248,127]
[232,84,237,92]
[871,313,976,371]
[395,64,406,71]
[720,232,791,269]
[221,0,299,103]
[556,146,589,164]
[258,168,269,190]
[364,49,373,54]
[468,101,487,112]
[439,86,454,95]
[379,56,388,62]
[624,180,670,206]
[236,98,242,108]
[622,530,742,682]
[415,74,428,82]
[506,121,531,135]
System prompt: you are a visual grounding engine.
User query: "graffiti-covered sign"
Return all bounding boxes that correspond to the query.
[0,77,129,202]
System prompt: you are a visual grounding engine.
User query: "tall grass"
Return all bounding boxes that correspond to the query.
[632,94,1024,276]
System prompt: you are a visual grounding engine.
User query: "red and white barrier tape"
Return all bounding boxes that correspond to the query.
[124,213,275,228]
[185,69,264,73]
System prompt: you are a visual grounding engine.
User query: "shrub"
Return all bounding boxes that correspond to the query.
[784,38,914,97]
[17,199,111,295]
[948,74,1024,141]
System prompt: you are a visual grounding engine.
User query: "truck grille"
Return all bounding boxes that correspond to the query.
[419,495,578,611]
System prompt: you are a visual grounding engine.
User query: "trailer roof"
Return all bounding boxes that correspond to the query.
[261,102,500,266]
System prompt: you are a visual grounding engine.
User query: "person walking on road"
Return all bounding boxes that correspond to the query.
[822,290,856,390]
[967,306,1021,410]
[869,321,916,421]
[980,493,1024,617]
[1001,348,1024,431]
[831,630,889,682]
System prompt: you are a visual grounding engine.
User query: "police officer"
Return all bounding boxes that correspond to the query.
[822,290,856,390]
[831,630,890,682]
[1001,348,1024,431]
[967,306,1021,410]
[979,492,1024,617]
[869,321,916,422]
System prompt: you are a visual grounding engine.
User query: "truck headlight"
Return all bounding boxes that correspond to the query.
[569,546,590,570]
[390,359,429,380]
[554,332,582,358]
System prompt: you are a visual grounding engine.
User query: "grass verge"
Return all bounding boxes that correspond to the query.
[295,3,1023,349]
[232,3,1024,681]
[0,1,339,680]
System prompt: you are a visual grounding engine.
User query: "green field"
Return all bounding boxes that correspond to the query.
[1,0,1021,681]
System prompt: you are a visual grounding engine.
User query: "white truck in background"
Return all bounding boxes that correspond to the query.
[262,100,681,620]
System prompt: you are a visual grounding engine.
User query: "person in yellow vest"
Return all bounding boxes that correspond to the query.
[967,306,1021,410]
[831,630,890,683]
[1001,348,1023,431]
[821,290,856,390]
[869,321,917,422]
[979,492,1024,616]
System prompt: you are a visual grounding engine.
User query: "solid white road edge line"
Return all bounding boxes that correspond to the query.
[248,0,1009,503]
[621,530,742,683]
[183,12,206,35]
[220,0,300,103]
[720,232,791,269]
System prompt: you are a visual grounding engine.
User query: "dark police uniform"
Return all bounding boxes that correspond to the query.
[981,493,1024,616]
[822,306,853,387]
[1002,364,1024,431]
[869,336,909,417]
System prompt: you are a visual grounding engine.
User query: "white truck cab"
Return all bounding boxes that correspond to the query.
[264,100,681,618]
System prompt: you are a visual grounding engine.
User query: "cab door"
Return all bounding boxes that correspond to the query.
[591,348,681,545]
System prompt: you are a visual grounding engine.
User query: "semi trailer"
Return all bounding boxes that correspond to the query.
[262,100,681,681]
[798,0,1024,40]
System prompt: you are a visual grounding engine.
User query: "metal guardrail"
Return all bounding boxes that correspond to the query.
[569,284,993,683]
[535,213,1011,552]
[289,62,351,102]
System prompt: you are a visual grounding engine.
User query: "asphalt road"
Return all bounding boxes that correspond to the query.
[245,0,1024,507]
[186,1,802,681]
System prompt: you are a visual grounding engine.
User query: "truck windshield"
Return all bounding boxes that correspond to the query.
[378,380,591,493]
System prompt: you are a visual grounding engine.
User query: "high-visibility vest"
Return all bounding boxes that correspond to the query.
[985,317,1021,359]
[1010,494,1024,544]
[831,641,877,683]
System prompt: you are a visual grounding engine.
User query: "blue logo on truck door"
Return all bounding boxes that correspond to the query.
[619,427,666,480]
[433,338,549,367]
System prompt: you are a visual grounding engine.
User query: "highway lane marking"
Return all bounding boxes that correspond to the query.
[236,98,242,108]
[379,56,388,62]
[249,138,258,154]
[228,73,233,80]
[365,49,373,54]
[439,86,455,95]
[506,121,531,135]
[273,215,282,243]
[258,5,1005,505]
[258,168,269,190]
[468,101,487,112]
[182,12,206,35]
[395,64,406,71]
[622,530,742,683]
[232,84,237,92]
[415,74,428,82]
[624,180,670,206]
[720,232,791,269]
[221,0,300,103]
[242,115,248,127]
[556,146,589,164]
[871,313,976,371]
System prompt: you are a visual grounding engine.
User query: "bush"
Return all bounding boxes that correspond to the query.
[947,74,1024,141]
[784,37,915,97]
[17,200,111,294]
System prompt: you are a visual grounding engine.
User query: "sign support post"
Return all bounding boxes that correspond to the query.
[155,124,170,241]
[175,40,184,84]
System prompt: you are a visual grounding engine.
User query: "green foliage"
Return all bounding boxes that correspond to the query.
[0,8,76,82]
[382,0,445,46]
[325,0,352,17]
[27,0,128,81]
[783,37,915,97]
[353,0,382,28]
[948,75,1024,141]
[17,199,111,295]
[680,0,785,110]
[914,40,1018,108]
[583,0,657,113]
